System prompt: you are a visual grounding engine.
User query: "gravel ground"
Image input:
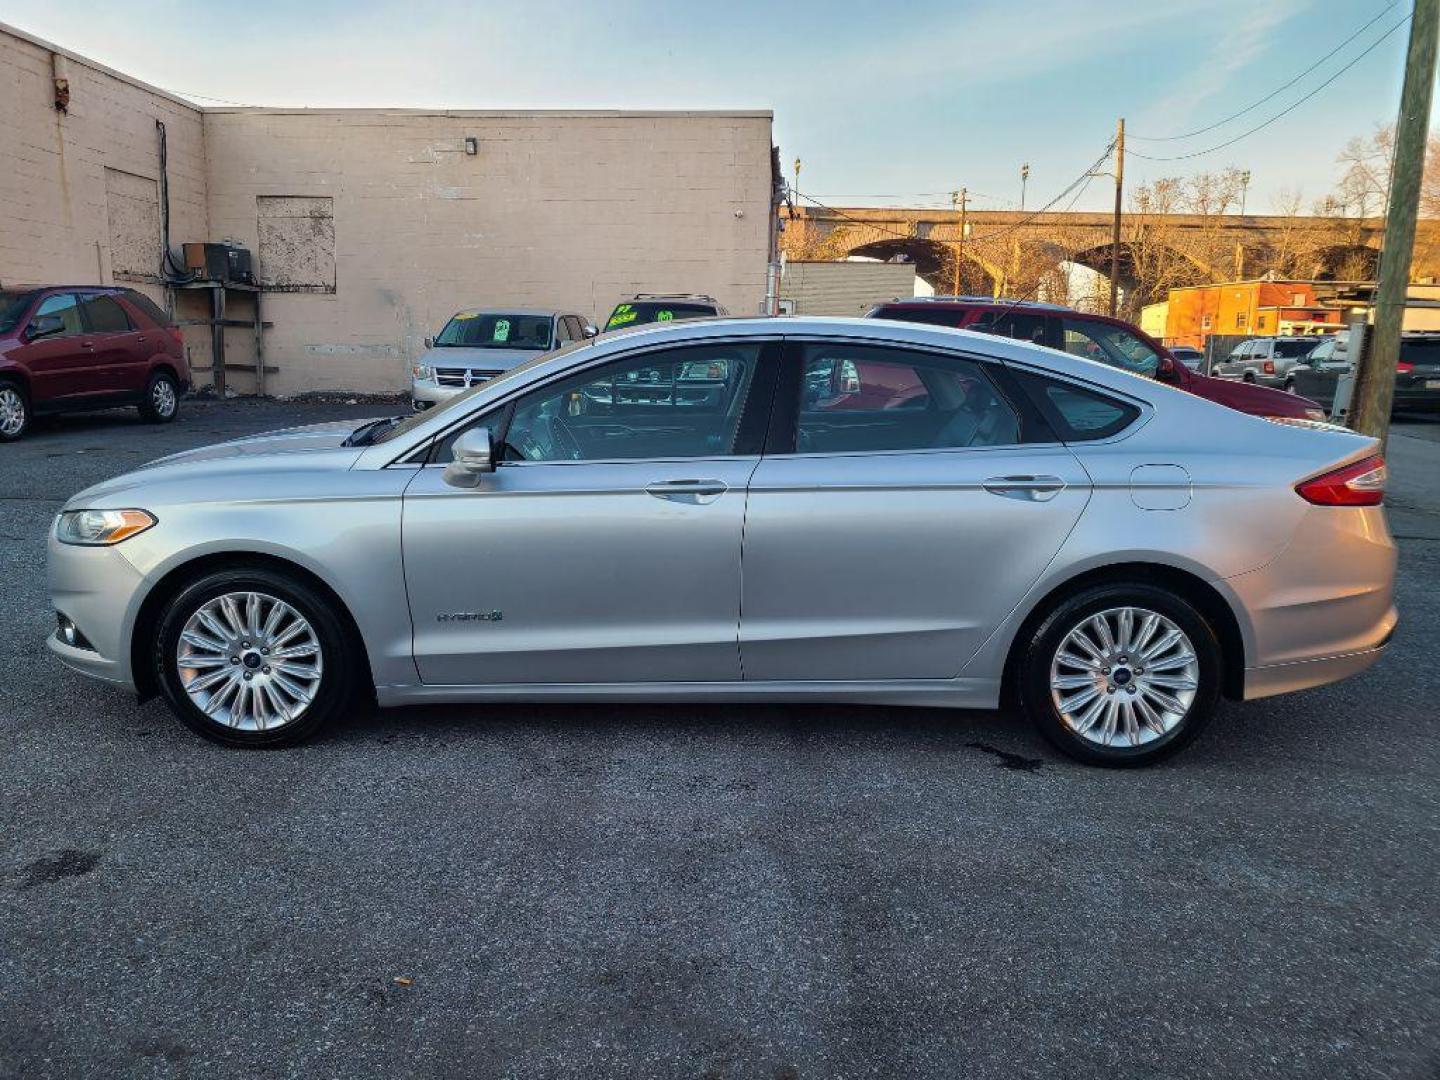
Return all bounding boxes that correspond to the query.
[0,400,1437,1079]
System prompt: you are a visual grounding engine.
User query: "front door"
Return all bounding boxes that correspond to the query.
[402,338,778,685]
[13,293,100,403]
[740,339,1091,682]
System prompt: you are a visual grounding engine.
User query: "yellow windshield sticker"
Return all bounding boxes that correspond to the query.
[453,311,480,320]
[607,304,638,328]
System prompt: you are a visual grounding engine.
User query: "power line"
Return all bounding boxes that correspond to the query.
[1129,1,1399,142]
[1128,13,1412,162]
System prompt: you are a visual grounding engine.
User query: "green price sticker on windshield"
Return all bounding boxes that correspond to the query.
[656,310,674,321]
[494,319,510,342]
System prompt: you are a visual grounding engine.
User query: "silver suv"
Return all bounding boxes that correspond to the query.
[1213,337,1318,388]
[411,308,594,410]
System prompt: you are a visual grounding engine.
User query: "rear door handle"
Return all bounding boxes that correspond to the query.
[982,474,1066,502]
[646,479,728,504]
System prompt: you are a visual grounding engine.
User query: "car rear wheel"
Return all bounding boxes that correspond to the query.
[1017,583,1221,767]
[154,568,360,747]
[1242,372,1256,383]
[138,371,179,424]
[0,380,29,441]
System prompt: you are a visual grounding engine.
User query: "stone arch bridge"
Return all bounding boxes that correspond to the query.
[781,205,1440,314]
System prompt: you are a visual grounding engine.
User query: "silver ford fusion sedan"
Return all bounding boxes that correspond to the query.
[47,317,1396,765]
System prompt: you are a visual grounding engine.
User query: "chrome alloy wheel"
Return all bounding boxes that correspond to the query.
[152,377,177,417]
[175,592,323,731]
[0,386,25,436]
[1049,606,1199,749]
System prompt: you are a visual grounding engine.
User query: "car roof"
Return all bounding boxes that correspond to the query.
[881,296,1073,313]
[447,307,566,318]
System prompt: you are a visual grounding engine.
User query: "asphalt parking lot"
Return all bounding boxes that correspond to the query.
[1,399,1438,1080]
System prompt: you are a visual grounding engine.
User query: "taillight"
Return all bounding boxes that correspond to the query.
[1296,454,1386,506]
[1263,360,1275,374]
[1396,360,1414,373]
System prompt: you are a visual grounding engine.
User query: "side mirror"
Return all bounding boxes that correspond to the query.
[442,426,495,488]
[1156,356,1176,380]
[28,313,65,340]
[583,324,598,339]
[424,336,434,349]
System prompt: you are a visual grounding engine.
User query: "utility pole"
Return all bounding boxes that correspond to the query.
[1020,163,1030,211]
[951,187,968,296]
[1350,0,1438,449]
[1109,118,1125,317]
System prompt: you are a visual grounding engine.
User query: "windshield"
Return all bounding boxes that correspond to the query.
[435,312,553,350]
[605,301,715,331]
[371,339,594,446]
[1273,339,1316,358]
[0,290,36,334]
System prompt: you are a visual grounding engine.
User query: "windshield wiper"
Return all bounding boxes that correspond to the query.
[343,416,403,447]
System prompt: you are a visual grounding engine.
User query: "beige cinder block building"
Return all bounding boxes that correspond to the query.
[0,21,776,396]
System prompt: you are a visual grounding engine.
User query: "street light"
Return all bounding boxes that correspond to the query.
[1020,163,1030,211]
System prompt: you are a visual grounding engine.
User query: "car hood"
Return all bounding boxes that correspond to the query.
[420,346,544,372]
[61,419,373,510]
[143,419,374,468]
[1185,370,1322,418]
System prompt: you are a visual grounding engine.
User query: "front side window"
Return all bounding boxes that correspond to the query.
[554,317,574,345]
[796,344,1020,454]
[435,312,553,351]
[29,294,82,337]
[79,294,132,333]
[1060,319,1161,378]
[498,342,762,462]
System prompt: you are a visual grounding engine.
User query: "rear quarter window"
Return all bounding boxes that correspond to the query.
[1010,369,1140,441]
[122,289,172,327]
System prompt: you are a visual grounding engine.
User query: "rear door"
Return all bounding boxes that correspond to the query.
[76,292,140,393]
[12,293,100,403]
[739,337,1091,682]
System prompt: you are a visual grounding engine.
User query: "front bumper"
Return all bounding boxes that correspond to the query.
[411,378,463,410]
[46,530,146,693]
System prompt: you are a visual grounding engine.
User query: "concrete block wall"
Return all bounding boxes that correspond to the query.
[0,20,775,397]
[0,22,206,314]
[204,109,773,396]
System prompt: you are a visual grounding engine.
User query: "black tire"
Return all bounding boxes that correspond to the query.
[1016,583,1222,767]
[1241,372,1256,384]
[1284,379,1297,394]
[0,378,30,441]
[154,568,361,747]
[138,370,179,424]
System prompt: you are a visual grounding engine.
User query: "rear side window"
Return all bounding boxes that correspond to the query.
[1011,369,1140,442]
[795,343,1021,453]
[1273,339,1313,358]
[1399,337,1440,366]
[870,305,967,329]
[122,289,171,327]
[79,294,132,332]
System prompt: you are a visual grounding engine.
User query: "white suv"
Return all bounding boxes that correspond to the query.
[1214,337,1318,388]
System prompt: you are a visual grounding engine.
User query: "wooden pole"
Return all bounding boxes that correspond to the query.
[1109,118,1125,317]
[1350,0,1438,449]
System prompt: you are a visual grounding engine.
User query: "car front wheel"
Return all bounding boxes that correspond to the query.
[139,370,179,423]
[154,568,360,747]
[1018,583,1221,767]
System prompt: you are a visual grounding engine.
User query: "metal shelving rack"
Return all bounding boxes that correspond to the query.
[172,279,273,396]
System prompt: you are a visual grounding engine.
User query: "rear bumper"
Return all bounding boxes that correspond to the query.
[1243,632,1392,700]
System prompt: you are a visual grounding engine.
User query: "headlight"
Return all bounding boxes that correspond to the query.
[56,509,156,546]
[412,363,433,381]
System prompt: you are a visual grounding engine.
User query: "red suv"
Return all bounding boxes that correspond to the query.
[0,285,190,441]
[867,298,1327,422]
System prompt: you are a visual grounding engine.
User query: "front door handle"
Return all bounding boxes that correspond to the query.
[982,474,1066,502]
[646,479,728,504]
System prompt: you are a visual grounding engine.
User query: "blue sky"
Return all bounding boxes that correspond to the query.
[0,0,1416,214]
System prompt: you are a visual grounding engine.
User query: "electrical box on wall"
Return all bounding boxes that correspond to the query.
[183,242,255,285]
